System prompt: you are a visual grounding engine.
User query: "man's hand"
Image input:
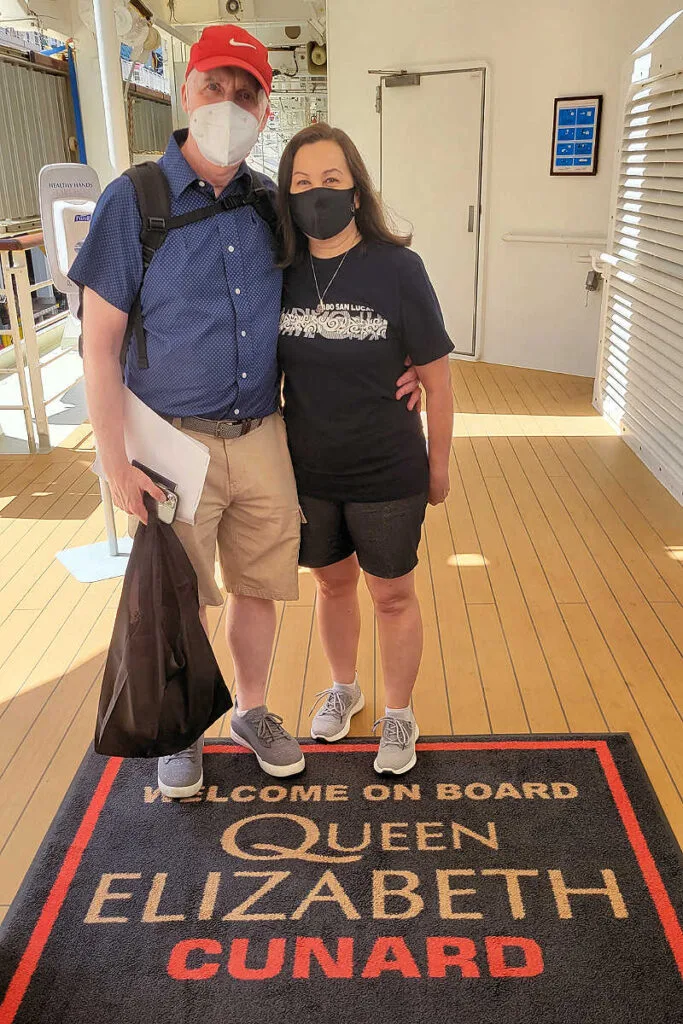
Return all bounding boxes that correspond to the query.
[107,462,166,525]
[395,356,423,413]
[428,469,450,507]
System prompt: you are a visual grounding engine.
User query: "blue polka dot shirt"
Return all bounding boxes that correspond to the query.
[68,130,282,420]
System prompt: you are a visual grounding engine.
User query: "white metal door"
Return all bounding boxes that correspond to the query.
[380,69,485,357]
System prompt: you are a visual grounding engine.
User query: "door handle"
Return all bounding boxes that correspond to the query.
[468,205,476,232]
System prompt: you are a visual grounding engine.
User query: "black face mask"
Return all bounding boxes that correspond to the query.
[289,187,356,240]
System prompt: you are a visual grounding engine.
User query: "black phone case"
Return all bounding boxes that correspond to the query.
[131,460,178,494]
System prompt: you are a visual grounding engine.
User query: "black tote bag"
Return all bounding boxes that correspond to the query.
[95,509,232,757]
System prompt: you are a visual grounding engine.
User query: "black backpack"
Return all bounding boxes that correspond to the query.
[79,160,279,369]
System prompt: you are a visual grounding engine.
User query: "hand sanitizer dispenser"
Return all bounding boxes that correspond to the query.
[38,163,101,317]
[53,199,96,279]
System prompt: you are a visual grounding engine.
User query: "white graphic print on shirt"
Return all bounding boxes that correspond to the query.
[279,304,388,342]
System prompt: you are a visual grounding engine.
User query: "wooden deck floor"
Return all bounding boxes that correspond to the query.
[1,360,683,925]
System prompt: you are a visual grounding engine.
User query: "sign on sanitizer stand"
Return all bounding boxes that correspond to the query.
[39,163,133,582]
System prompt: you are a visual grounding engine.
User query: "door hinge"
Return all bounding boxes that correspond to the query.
[375,85,382,114]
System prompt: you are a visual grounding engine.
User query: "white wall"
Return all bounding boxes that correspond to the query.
[326,0,679,376]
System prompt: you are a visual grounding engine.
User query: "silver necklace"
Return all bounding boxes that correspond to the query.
[310,250,350,314]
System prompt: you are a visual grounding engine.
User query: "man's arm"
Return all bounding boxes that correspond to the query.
[395,356,422,413]
[83,287,164,523]
[414,355,453,506]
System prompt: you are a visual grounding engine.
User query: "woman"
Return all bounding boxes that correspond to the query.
[277,124,454,775]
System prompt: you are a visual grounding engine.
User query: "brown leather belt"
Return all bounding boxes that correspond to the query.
[163,415,264,439]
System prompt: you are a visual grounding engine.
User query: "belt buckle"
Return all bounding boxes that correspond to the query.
[220,419,238,439]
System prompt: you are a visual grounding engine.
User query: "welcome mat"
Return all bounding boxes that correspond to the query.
[1,736,682,1023]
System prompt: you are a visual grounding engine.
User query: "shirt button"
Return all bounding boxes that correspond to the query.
[241,330,246,337]
[235,288,241,295]
[228,245,235,253]
[198,180,205,187]
[234,409,240,415]
[242,372,247,379]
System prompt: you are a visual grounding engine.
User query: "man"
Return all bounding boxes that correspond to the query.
[69,24,419,799]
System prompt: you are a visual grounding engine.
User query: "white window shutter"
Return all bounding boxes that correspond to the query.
[595,71,683,505]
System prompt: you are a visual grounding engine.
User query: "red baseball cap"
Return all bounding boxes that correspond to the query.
[186,24,273,95]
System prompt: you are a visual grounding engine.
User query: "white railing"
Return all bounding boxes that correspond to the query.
[502,233,607,246]
[121,58,171,95]
[0,231,71,452]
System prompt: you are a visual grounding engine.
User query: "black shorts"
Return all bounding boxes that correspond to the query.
[298,492,429,579]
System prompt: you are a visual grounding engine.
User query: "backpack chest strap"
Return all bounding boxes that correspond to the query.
[142,189,266,237]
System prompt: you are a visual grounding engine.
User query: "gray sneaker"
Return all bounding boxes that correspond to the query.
[310,680,365,742]
[373,715,419,775]
[158,735,204,799]
[230,706,305,777]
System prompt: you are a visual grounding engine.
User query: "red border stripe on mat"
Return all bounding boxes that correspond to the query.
[205,740,599,755]
[595,741,683,978]
[0,757,123,1024]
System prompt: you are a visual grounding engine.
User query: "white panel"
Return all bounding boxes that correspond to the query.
[596,68,683,505]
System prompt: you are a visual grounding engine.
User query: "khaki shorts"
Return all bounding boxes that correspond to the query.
[130,412,301,606]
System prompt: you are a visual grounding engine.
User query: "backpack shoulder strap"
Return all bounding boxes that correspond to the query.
[246,169,279,236]
[121,162,171,370]
[124,162,172,263]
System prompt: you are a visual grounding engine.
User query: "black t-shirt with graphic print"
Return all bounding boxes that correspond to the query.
[278,240,454,502]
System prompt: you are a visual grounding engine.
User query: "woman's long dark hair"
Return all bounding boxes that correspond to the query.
[276,123,412,268]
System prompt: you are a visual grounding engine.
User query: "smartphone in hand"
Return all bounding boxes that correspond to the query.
[132,461,179,525]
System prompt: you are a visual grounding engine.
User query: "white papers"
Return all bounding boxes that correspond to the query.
[92,388,210,525]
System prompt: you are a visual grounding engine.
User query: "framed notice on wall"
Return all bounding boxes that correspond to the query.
[551,95,602,175]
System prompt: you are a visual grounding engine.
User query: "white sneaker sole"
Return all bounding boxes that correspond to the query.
[311,692,366,743]
[158,771,204,800]
[374,725,420,775]
[230,728,306,777]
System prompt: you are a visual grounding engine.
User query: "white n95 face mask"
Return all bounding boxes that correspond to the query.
[189,100,261,167]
